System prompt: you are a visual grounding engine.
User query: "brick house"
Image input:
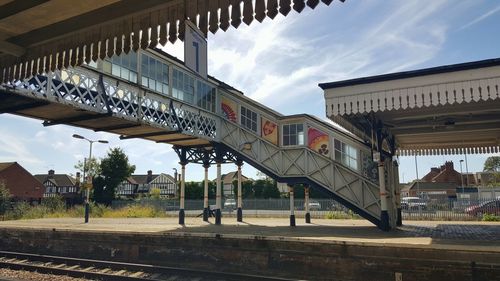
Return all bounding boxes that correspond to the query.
[34,170,81,205]
[0,162,44,202]
[402,161,469,199]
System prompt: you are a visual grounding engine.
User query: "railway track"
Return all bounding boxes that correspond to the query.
[0,251,295,281]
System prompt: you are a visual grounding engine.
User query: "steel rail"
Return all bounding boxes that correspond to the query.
[0,250,297,281]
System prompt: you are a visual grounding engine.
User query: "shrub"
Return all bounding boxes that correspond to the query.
[0,181,12,216]
[149,188,161,199]
[482,213,500,222]
[41,195,66,212]
[325,210,361,220]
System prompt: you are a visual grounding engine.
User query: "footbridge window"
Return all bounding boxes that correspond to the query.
[334,139,358,170]
[108,52,138,82]
[172,68,195,104]
[283,123,304,146]
[197,81,216,112]
[141,54,169,94]
[241,106,258,132]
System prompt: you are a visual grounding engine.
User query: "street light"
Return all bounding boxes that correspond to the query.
[72,134,109,223]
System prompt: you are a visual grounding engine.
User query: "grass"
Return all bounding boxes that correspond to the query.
[324,210,362,220]
[3,203,166,220]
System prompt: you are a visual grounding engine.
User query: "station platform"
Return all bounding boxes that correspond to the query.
[0,217,499,249]
[1,218,499,280]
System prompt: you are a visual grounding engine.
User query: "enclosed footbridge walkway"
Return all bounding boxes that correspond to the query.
[0,49,387,228]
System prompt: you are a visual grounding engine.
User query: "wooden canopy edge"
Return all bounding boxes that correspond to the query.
[0,0,342,83]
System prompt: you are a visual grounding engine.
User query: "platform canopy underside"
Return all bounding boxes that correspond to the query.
[0,0,341,82]
[321,59,500,156]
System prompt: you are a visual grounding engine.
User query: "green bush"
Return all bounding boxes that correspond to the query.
[5,202,49,220]
[482,213,500,222]
[0,181,11,216]
[325,210,361,220]
[41,195,66,212]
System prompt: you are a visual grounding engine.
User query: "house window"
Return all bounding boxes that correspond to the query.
[196,81,216,112]
[108,52,138,82]
[141,54,169,94]
[282,123,304,146]
[334,139,358,170]
[241,106,258,132]
[172,68,194,104]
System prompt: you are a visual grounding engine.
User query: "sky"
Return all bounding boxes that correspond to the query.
[1,0,499,182]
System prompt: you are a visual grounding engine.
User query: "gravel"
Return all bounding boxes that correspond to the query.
[0,269,97,281]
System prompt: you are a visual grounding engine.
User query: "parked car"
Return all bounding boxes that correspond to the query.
[465,199,500,217]
[306,200,321,211]
[224,198,236,210]
[401,197,427,211]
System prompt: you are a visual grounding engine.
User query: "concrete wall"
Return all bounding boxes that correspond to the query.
[0,228,499,281]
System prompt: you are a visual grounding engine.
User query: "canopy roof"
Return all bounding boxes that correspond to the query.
[320,58,500,156]
[0,0,340,82]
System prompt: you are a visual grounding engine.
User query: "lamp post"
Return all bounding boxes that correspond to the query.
[72,134,108,223]
[459,160,464,198]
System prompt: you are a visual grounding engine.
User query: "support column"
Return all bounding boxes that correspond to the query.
[378,158,390,231]
[179,163,186,225]
[215,161,222,225]
[236,160,243,222]
[394,160,402,226]
[305,186,311,223]
[203,162,210,222]
[289,185,296,227]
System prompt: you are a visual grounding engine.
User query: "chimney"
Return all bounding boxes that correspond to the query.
[444,161,454,170]
[48,169,55,178]
[76,172,81,186]
[147,170,153,183]
[431,168,440,173]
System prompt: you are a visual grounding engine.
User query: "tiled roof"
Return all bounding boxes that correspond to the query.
[216,171,251,183]
[0,162,15,172]
[130,173,176,185]
[34,174,76,187]
[408,181,457,191]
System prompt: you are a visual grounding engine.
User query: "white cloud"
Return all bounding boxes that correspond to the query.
[0,129,43,165]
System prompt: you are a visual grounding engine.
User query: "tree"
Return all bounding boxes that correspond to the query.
[0,181,12,216]
[253,179,280,199]
[185,181,203,199]
[484,156,500,172]
[74,157,101,179]
[232,180,255,199]
[484,156,500,187]
[94,148,135,205]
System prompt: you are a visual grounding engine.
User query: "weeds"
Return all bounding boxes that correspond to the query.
[3,200,165,220]
[325,210,361,220]
[482,213,500,222]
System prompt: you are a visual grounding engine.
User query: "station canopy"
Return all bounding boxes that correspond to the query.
[319,59,500,156]
[0,0,340,82]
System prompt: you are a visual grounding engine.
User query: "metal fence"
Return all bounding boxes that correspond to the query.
[112,197,500,221]
[401,197,500,221]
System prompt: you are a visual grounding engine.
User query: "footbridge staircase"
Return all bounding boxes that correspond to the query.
[0,49,388,228]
